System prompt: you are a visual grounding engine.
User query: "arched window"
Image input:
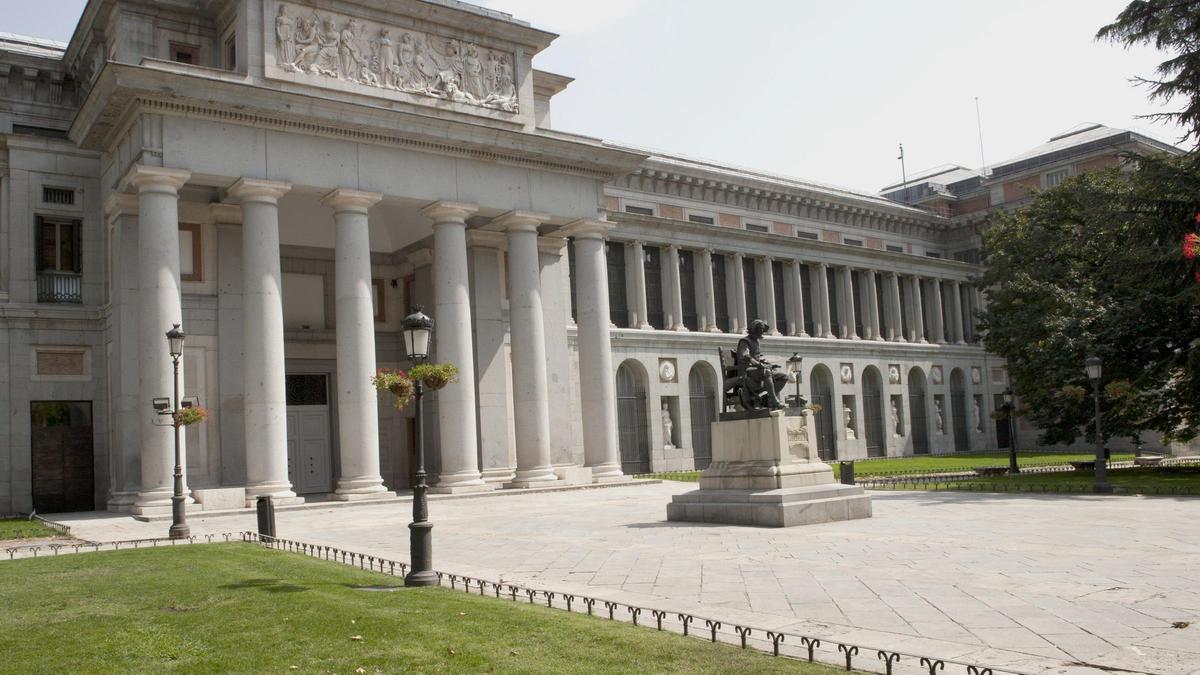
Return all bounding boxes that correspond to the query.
[810,364,837,461]
[950,368,969,453]
[862,366,886,457]
[616,360,651,474]
[688,362,718,469]
[908,367,930,455]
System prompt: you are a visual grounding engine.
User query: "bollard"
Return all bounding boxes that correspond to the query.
[256,495,276,539]
[839,460,855,485]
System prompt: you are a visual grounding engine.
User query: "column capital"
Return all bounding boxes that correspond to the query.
[560,218,613,240]
[322,188,382,214]
[492,210,550,233]
[208,202,243,226]
[228,177,292,204]
[421,200,477,223]
[103,192,139,223]
[120,165,191,195]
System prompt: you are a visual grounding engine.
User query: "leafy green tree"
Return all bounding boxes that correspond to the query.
[1098,0,1200,145]
[979,153,1200,446]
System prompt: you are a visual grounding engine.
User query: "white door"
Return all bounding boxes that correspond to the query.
[286,374,333,495]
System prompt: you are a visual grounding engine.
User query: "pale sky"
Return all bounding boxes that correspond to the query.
[3,0,1187,194]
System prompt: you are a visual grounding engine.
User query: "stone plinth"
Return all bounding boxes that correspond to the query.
[667,411,871,527]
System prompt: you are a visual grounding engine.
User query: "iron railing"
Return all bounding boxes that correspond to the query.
[36,271,82,303]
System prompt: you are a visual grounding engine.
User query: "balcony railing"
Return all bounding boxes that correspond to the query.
[37,271,82,304]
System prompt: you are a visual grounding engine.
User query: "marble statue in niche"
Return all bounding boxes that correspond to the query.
[662,402,674,449]
[890,399,900,437]
[273,3,520,113]
[844,403,856,440]
[934,399,945,434]
[972,397,982,432]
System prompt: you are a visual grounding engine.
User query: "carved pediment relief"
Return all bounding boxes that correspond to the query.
[268,2,519,114]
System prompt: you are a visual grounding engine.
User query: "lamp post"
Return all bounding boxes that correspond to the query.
[1002,387,1018,474]
[165,323,190,539]
[402,307,438,587]
[786,352,805,408]
[1085,355,1111,494]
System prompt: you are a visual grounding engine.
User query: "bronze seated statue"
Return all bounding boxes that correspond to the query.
[719,319,791,415]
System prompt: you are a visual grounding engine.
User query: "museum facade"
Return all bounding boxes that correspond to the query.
[0,0,1172,515]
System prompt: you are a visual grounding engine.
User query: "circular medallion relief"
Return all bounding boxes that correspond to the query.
[659,360,677,383]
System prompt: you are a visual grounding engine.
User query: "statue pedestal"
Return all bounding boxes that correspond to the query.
[667,410,872,527]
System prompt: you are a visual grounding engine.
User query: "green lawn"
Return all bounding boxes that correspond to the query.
[638,451,1136,483]
[868,465,1200,495]
[0,543,838,674]
[0,517,62,540]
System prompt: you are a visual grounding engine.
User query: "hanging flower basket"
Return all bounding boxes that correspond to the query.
[372,369,415,410]
[410,363,460,391]
[174,406,209,427]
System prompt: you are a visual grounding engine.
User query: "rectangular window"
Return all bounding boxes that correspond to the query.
[925,251,942,259]
[42,187,75,206]
[712,254,729,332]
[851,271,864,338]
[644,245,664,329]
[826,266,840,337]
[679,250,698,331]
[372,278,386,322]
[687,214,714,225]
[799,263,815,336]
[170,42,200,65]
[12,124,68,139]
[745,223,769,233]
[624,205,654,216]
[36,216,81,273]
[844,238,863,247]
[1043,168,1070,189]
[606,242,628,327]
[772,260,786,334]
[225,34,237,70]
[179,223,202,282]
[567,239,577,322]
[886,244,904,253]
[796,230,819,240]
[899,279,910,339]
[875,276,887,337]
[953,249,981,264]
[743,257,759,323]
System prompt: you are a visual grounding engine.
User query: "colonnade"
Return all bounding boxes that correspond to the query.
[615,241,983,344]
[122,165,626,511]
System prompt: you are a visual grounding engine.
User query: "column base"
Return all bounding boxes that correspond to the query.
[553,465,594,485]
[428,483,497,495]
[333,478,390,501]
[588,464,628,483]
[480,467,516,485]
[131,488,194,515]
[106,491,138,512]
[245,482,301,505]
[331,489,394,502]
[504,468,560,489]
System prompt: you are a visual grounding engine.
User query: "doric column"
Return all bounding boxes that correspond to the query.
[839,266,859,339]
[665,244,686,330]
[323,189,389,499]
[104,193,141,510]
[888,272,904,341]
[698,248,718,332]
[865,269,883,341]
[761,257,778,334]
[562,220,624,482]
[422,201,489,491]
[629,241,650,329]
[783,260,797,335]
[790,260,808,336]
[950,280,965,344]
[127,165,191,515]
[910,275,927,343]
[815,262,834,338]
[229,178,300,505]
[495,212,558,488]
[930,278,947,344]
[731,252,747,332]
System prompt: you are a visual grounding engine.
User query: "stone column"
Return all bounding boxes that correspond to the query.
[665,244,686,330]
[105,194,141,510]
[760,257,778,334]
[698,248,717,332]
[930,278,947,344]
[230,178,300,505]
[865,269,883,341]
[562,220,624,482]
[815,262,834,338]
[496,212,558,488]
[629,241,650,329]
[322,189,389,500]
[888,272,904,341]
[839,266,859,339]
[949,281,963,344]
[731,252,747,332]
[910,275,927,343]
[782,260,797,335]
[127,165,191,515]
[423,201,489,492]
[790,260,808,336]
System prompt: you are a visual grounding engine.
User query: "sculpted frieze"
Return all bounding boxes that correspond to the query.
[270,2,519,113]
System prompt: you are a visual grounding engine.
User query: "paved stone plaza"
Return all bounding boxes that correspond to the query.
[54,483,1200,674]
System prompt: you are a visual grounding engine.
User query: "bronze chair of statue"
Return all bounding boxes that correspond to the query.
[718,347,756,413]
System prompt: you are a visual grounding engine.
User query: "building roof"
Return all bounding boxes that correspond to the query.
[879,164,982,194]
[987,122,1180,178]
[0,32,66,60]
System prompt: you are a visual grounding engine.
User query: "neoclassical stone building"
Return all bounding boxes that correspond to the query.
[0,0,1170,515]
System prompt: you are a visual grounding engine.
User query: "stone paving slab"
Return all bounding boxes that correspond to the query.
[49,484,1200,675]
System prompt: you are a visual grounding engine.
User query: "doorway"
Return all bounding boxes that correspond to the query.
[30,401,94,513]
[285,374,334,495]
[810,365,837,461]
[688,363,717,470]
[863,367,886,457]
[616,361,651,475]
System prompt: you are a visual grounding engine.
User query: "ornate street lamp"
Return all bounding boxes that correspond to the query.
[164,323,190,539]
[786,353,805,408]
[1085,355,1111,493]
[402,307,438,587]
[1002,387,1018,474]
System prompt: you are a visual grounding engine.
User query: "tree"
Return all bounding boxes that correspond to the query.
[1097,1,1200,146]
[979,153,1200,446]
